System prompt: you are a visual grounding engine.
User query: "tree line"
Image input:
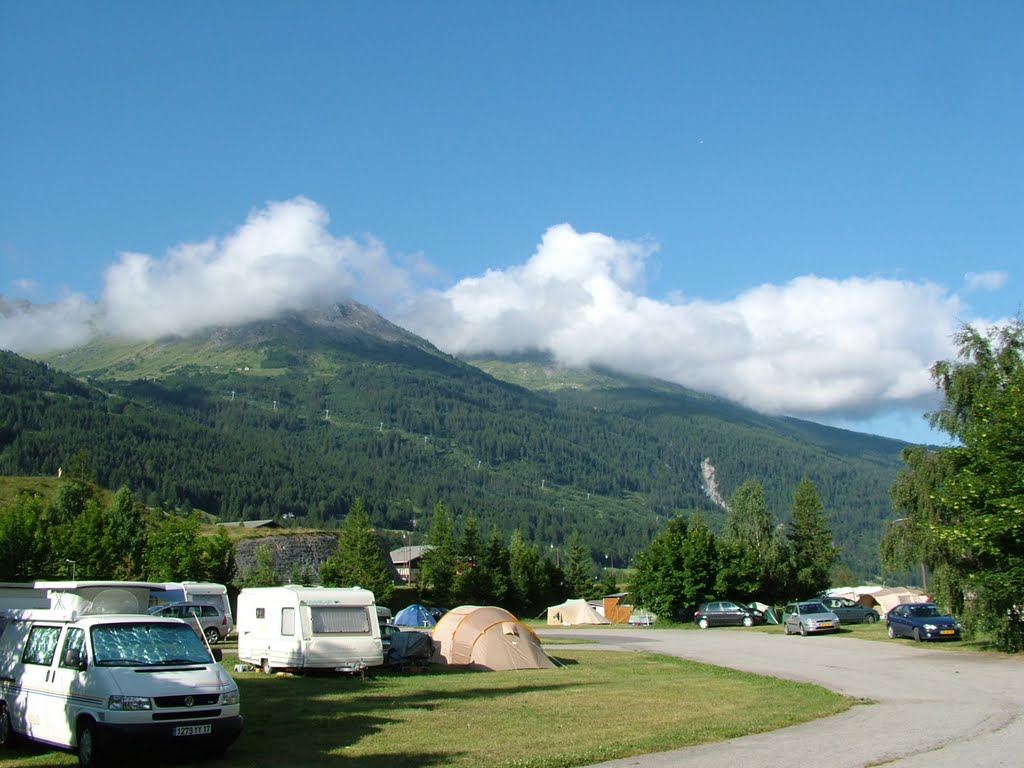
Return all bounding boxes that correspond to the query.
[627,477,838,620]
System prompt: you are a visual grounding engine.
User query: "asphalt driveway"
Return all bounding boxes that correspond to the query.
[545,628,1024,768]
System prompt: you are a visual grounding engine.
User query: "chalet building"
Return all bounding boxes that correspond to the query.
[389,545,434,585]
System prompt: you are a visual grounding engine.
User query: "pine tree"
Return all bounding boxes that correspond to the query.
[419,501,458,605]
[563,531,593,598]
[319,498,394,603]
[787,478,838,598]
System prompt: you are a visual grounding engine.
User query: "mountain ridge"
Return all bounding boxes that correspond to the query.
[1,300,906,578]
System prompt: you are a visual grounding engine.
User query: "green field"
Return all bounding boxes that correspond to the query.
[0,650,852,768]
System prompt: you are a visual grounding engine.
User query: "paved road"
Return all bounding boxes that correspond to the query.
[541,628,1024,768]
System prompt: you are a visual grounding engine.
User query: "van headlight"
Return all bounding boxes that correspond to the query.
[221,689,240,706]
[108,695,152,711]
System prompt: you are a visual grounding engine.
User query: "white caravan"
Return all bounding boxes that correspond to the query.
[151,582,234,637]
[237,586,383,674]
[0,608,243,768]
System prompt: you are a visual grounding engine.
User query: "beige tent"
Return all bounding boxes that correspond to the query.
[547,598,611,626]
[432,605,555,671]
[826,586,929,618]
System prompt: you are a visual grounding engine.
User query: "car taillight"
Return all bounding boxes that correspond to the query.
[222,616,227,625]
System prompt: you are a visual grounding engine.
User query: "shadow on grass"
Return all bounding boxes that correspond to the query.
[223,666,603,767]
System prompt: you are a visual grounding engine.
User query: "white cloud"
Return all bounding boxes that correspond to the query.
[0,294,97,353]
[964,270,1008,291]
[398,224,967,420]
[97,197,413,339]
[0,201,992,430]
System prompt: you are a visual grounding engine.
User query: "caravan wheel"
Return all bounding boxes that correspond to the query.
[261,658,272,675]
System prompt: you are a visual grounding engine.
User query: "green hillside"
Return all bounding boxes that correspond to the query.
[1,302,906,578]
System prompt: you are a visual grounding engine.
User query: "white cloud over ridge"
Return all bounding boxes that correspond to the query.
[399,224,967,420]
[0,197,983,428]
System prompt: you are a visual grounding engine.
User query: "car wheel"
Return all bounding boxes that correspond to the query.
[783,622,792,635]
[205,627,221,645]
[261,657,273,674]
[697,618,709,629]
[913,627,923,642]
[742,615,754,627]
[864,612,877,624]
[0,701,17,748]
[800,623,807,636]
[77,720,104,768]
[887,624,896,639]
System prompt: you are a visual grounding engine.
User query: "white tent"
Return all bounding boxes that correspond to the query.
[546,598,611,626]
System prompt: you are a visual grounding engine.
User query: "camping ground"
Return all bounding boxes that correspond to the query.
[0,649,849,768]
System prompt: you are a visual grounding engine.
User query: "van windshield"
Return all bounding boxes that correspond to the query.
[91,622,213,666]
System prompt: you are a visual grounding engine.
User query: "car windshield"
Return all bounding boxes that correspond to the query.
[909,605,942,618]
[800,602,827,614]
[91,622,214,666]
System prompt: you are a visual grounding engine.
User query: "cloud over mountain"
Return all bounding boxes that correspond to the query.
[0,197,999,427]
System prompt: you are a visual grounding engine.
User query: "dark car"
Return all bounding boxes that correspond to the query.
[380,622,401,651]
[886,602,961,641]
[817,596,879,624]
[693,600,767,628]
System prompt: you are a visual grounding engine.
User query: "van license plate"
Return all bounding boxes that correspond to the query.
[174,725,212,736]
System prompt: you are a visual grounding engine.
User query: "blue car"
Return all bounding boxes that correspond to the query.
[886,602,961,641]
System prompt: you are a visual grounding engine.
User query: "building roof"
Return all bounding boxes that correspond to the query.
[216,519,280,529]
[389,545,434,564]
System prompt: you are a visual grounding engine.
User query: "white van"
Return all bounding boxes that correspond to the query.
[237,586,383,674]
[0,609,243,767]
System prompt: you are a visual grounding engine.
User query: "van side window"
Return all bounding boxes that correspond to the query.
[255,608,265,619]
[59,627,86,668]
[23,625,62,665]
[281,607,296,636]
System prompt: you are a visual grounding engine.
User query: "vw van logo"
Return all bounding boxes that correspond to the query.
[184,696,195,708]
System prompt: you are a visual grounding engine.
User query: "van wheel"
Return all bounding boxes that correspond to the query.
[205,627,221,645]
[0,701,17,748]
[261,658,272,675]
[77,721,104,768]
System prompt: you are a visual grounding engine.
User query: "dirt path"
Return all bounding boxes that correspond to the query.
[546,628,1024,768]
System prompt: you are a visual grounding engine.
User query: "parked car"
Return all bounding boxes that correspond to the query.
[886,602,961,641]
[147,601,230,644]
[380,622,401,651]
[693,600,766,628]
[817,596,879,624]
[782,601,841,635]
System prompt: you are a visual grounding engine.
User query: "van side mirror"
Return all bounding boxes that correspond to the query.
[63,648,87,670]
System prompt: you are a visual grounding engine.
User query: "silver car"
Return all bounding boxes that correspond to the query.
[147,601,230,644]
[782,601,841,635]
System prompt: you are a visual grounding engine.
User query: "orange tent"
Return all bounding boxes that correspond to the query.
[431,605,555,671]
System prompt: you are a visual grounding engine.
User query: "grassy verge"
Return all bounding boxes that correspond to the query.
[0,651,852,768]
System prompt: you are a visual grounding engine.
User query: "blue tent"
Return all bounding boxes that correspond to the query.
[394,603,437,627]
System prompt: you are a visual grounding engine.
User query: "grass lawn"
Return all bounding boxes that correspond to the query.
[0,650,852,768]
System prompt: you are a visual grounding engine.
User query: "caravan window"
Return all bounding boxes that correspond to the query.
[281,607,296,636]
[310,606,370,634]
[23,625,62,665]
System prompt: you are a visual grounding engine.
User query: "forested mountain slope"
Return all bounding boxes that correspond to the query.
[0,301,906,578]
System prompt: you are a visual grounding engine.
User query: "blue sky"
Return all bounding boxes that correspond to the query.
[1,2,1021,445]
